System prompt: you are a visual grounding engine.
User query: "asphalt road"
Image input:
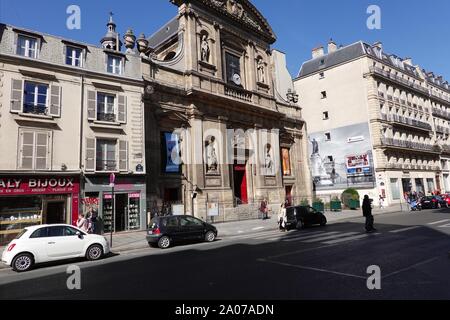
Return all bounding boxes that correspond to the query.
[1,209,450,300]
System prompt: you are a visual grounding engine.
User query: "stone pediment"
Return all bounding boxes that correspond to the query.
[171,0,277,44]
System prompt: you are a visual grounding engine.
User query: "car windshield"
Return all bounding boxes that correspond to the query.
[14,229,28,239]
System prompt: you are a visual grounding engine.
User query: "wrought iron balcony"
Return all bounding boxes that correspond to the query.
[380,113,432,131]
[368,67,430,95]
[432,108,450,121]
[96,160,117,172]
[435,125,450,134]
[23,103,48,115]
[430,90,450,106]
[380,137,440,153]
[97,112,117,122]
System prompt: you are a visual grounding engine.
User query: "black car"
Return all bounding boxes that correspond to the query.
[146,215,218,249]
[420,196,448,209]
[285,206,327,230]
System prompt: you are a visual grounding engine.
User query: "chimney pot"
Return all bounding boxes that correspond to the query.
[312,46,324,59]
[328,39,337,53]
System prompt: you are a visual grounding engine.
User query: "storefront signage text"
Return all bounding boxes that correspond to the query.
[0,178,78,195]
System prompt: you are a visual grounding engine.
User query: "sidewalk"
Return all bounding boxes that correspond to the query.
[0,204,405,257]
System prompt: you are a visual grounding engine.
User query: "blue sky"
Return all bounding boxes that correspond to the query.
[1,0,449,78]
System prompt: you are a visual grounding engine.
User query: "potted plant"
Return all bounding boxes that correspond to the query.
[330,196,342,212]
[312,198,325,212]
[341,188,360,210]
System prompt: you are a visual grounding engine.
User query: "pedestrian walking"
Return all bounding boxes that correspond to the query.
[378,195,385,210]
[260,198,269,220]
[362,195,376,233]
[76,213,89,233]
[278,203,287,232]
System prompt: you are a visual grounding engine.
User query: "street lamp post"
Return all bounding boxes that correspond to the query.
[110,173,115,247]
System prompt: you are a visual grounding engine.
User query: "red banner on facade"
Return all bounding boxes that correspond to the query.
[0,177,79,195]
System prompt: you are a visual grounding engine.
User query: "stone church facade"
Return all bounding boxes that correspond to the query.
[137,0,312,221]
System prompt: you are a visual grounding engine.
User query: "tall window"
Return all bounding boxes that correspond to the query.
[97,93,116,122]
[24,82,48,115]
[107,55,122,75]
[225,52,241,86]
[66,46,83,67]
[96,139,117,172]
[18,130,51,170]
[17,35,38,58]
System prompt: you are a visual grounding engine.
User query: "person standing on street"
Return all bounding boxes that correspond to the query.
[77,213,89,233]
[260,198,269,220]
[378,195,385,210]
[363,195,376,233]
[278,203,287,232]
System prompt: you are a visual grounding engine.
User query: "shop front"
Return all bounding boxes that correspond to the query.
[0,176,80,246]
[82,176,146,234]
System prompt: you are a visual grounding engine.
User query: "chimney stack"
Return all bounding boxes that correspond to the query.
[403,57,413,66]
[328,39,337,53]
[312,46,324,59]
[373,41,383,50]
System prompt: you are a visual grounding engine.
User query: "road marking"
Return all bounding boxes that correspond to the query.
[389,226,421,233]
[322,233,379,245]
[278,231,335,242]
[252,227,265,231]
[237,231,244,234]
[428,219,450,225]
[438,223,450,228]
[301,232,360,243]
[384,257,439,279]
[258,259,366,279]
[227,230,281,240]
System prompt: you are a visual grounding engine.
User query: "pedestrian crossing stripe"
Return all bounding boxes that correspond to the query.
[427,219,450,225]
[301,232,360,243]
[277,231,339,242]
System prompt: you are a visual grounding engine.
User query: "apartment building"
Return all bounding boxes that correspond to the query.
[294,40,450,205]
[0,18,145,245]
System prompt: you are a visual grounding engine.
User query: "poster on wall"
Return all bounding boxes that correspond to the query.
[281,148,291,176]
[308,123,375,191]
[207,203,219,216]
[164,132,181,173]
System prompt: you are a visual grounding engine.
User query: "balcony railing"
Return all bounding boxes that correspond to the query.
[23,104,48,115]
[435,125,450,134]
[442,145,450,155]
[380,113,432,131]
[369,67,430,95]
[430,90,450,105]
[432,108,450,121]
[97,113,117,122]
[380,137,440,153]
[96,160,117,172]
[386,163,440,171]
[224,85,252,103]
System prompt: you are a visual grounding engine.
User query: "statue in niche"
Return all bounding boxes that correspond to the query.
[206,136,218,173]
[263,143,274,175]
[201,35,210,63]
[257,58,266,84]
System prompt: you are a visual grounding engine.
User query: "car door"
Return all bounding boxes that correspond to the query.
[46,226,85,259]
[28,227,51,263]
[179,216,204,240]
[164,216,182,241]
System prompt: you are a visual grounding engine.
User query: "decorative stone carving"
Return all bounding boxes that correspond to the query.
[200,34,210,63]
[257,57,265,84]
[263,143,275,176]
[137,33,149,55]
[206,136,219,174]
[123,28,136,53]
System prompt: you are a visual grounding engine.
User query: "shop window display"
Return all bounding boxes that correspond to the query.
[0,196,43,245]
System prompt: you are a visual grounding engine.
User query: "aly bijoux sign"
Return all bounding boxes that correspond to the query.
[0,177,79,195]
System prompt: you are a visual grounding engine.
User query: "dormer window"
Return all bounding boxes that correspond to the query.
[17,35,38,58]
[107,55,123,75]
[66,46,83,67]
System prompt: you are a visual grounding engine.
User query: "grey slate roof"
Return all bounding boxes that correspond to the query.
[147,17,179,49]
[297,42,366,78]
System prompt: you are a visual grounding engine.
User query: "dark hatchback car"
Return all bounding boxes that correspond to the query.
[420,196,448,209]
[285,206,327,230]
[146,215,218,249]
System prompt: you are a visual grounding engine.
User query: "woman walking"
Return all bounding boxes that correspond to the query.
[278,203,287,232]
[362,195,376,233]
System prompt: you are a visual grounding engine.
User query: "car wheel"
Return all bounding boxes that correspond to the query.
[296,219,305,230]
[158,236,171,249]
[205,231,216,242]
[12,253,34,273]
[320,217,327,226]
[86,244,103,261]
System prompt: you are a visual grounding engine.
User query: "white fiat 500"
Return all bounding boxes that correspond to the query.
[1,224,110,272]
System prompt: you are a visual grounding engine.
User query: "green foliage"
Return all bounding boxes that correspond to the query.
[341,188,360,208]
[300,199,310,206]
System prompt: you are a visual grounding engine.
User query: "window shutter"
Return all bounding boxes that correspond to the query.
[35,132,49,170]
[117,95,127,123]
[85,138,96,172]
[49,84,61,117]
[10,79,23,113]
[119,140,128,172]
[87,90,96,120]
[20,131,34,169]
